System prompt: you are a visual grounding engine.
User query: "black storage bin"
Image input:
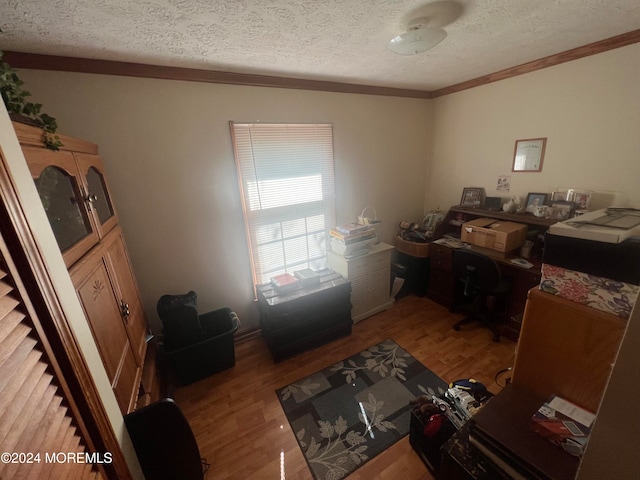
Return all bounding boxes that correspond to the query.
[393,251,430,297]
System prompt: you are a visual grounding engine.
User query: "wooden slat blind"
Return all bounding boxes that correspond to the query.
[0,234,103,480]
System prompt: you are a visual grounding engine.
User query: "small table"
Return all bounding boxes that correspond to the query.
[256,269,352,361]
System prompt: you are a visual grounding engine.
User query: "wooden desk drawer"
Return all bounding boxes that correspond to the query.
[427,269,456,309]
[430,244,453,272]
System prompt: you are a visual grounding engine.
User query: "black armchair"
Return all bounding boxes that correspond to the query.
[157,291,240,385]
[452,249,511,342]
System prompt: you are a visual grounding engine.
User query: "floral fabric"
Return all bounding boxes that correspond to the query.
[540,263,638,319]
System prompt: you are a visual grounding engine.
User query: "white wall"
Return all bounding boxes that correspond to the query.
[428,43,640,211]
[14,70,431,330]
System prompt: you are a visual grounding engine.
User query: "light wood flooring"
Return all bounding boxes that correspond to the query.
[173,294,516,480]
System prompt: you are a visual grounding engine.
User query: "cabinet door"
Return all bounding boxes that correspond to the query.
[23,146,99,267]
[103,227,148,365]
[74,153,118,238]
[349,275,370,319]
[71,247,139,414]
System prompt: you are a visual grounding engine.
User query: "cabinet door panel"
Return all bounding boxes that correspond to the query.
[74,153,118,238]
[369,266,391,301]
[350,275,369,318]
[113,345,140,414]
[104,228,147,364]
[23,146,99,267]
[73,254,129,382]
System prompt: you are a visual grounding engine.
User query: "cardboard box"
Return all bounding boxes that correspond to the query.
[531,395,595,457]
[461,218,526,252]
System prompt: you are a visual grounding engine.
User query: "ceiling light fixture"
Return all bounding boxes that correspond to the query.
[388,17,447,55]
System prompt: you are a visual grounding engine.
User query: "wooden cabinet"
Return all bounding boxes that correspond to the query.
[327,242,394,323]
[511,288,626,413]
[16,121,153,414]
[22,144,118,267]
[103,228,147,364]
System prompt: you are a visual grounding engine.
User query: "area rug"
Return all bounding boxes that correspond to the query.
[276,339,447,480]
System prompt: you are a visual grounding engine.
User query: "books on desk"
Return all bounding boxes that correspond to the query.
[433,237,467,249]
[330,225,377,256]
[294,268,320,288]
[271,273,301,293]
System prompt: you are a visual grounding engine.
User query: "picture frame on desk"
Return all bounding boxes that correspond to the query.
[460,187,485,207]
[550,200,575,220]
[525,192,548,212]
[568,190,593,210]
[551,190,570,202]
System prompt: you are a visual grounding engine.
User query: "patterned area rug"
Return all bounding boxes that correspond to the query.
[276,339,447,480]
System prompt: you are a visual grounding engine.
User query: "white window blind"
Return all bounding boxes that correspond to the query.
[230,123,336,286]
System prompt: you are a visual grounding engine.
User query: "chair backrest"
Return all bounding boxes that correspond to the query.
[124,398,204,480]
[157,291,203,351]
[453,249,502,296]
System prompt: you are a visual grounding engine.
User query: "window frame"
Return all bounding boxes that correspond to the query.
[230,122,337,288]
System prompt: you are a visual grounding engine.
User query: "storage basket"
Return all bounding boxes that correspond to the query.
[358,207,381,226]
[395,235,430,258]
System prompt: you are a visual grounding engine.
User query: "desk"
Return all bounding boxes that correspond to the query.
[428,206,556,340]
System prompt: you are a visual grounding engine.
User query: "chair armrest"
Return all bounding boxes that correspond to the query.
[200,308,240,338]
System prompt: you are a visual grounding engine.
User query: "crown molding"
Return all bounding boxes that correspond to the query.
[3,28,639,100]
[1,51,433,99]
[430,28,640,98]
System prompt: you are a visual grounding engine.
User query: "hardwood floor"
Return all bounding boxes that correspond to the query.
[173,294,516,479]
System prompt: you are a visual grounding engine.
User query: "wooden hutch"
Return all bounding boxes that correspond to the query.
[13,121,159,414]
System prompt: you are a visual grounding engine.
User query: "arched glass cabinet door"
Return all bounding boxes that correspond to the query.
[24,147,100,267]
[74,153,118,237]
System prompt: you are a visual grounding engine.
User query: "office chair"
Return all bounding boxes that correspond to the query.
[452,249,511,342]
[157,291,240,385]
[124,398,209,480]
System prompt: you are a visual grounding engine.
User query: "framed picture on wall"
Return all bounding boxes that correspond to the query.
[512,138,547,172]
[460,187,485,207]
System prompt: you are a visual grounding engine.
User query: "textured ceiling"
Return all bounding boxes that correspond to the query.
[1,0,639,91]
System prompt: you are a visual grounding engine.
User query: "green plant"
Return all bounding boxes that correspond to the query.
[0,50,62,150]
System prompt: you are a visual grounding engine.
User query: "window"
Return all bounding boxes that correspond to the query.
[230,123,336,286]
